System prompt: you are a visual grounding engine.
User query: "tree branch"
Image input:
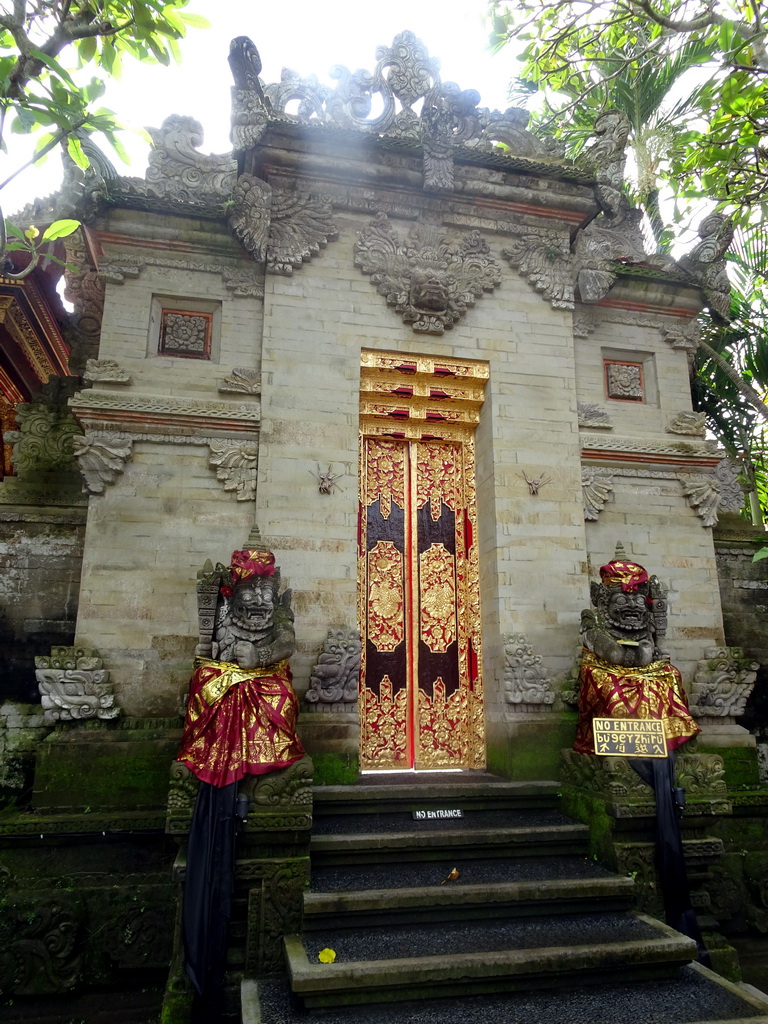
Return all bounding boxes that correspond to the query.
[698,334,768,424]
[0,123,76,192]
[634,0,718,34]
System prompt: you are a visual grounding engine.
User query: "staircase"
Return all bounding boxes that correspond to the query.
[243,773,768,1023]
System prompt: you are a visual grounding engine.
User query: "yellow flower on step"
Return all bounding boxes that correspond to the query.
[318,948,337,963]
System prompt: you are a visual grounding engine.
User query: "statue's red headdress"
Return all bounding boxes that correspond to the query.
[229,547,275,581]
[599,559,649,592]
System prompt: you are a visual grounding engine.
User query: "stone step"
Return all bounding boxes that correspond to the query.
[312,778,560,816]
[302,875,637,929]
[310,821,590,865]
[245,963,768,1024]
[310,852,619,896]
[284,912,697,1009]
[312,806,573,835]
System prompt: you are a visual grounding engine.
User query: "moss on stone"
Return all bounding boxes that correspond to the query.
[702,933,742,983]
[698,745,760,788]
[559,786,616,867]
[311,752,358,786]
[486,716,577,781]
[33,731,179,812]
[160,978,194,1024]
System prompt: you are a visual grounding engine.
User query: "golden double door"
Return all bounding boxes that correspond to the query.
[358,433,485,770]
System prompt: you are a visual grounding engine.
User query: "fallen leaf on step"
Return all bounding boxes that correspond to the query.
[441,867,460,884]
[318,948,337,963]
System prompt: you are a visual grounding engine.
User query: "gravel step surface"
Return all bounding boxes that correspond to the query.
[310,854,614,893]
[255,965,766,1024]
[312,809,575,835]
[302,910,659,963]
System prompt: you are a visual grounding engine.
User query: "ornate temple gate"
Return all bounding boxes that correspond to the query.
[358,351,487,770]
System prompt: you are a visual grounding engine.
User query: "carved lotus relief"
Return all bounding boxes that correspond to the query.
[354,214,501,334]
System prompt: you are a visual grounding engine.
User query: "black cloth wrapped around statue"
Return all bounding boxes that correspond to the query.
[184,781,238,1015]
[631,754,710,966]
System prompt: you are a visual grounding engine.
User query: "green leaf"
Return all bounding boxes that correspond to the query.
[77,36,98,63]
[752,547,768,562]
[10,106,38,134]
[41,219,80,241]
[102,131,130,163]
[26,47,77,89]
[4,222,27,242]
[178,12,211,29]
[66,136,90,169]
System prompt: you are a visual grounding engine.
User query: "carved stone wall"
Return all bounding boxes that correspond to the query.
[713,524,768,667]
[0,481,87,704]
[0,702,49,798]
[0,859,176,998]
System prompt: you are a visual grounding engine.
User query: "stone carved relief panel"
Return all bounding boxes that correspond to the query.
[682,459,744,527]
[582,468,614,521]
[6,379,81,475]
[35,646,120,723]
[158,310,213,359]
[71,432,133,495]
[690,647,759,720]
[0,890,84,995]
[503,634,556,710]
[209,439,258,500]
[501,231,574,310]
[305,628,362,711]
[218,368,261,394]
[354,214,501,334]
[605,361,643,401]
[578,403,613,429]
[667,411,707,436]
[83,359,132,385]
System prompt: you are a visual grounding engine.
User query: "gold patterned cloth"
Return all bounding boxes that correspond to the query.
[574,648,700,754]
[177,657,305,787]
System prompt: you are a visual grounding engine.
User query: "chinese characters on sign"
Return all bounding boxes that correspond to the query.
[593,718,667,758]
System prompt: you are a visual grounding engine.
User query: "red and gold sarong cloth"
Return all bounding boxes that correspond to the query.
[177,658,305,787]
[574,648,700,755]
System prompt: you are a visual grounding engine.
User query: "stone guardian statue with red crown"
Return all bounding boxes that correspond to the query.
[574,557,699,755]
[176,534,305,1019]
[177,542,305,786]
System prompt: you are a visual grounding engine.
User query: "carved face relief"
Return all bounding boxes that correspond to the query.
[409,268,450,313]
[602,588,649,634]
[354,214,500,335]
[230,581,275,639]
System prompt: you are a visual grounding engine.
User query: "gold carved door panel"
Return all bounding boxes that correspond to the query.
[358,352,487,771]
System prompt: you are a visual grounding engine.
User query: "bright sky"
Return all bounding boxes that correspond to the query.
[6,0,518,213]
